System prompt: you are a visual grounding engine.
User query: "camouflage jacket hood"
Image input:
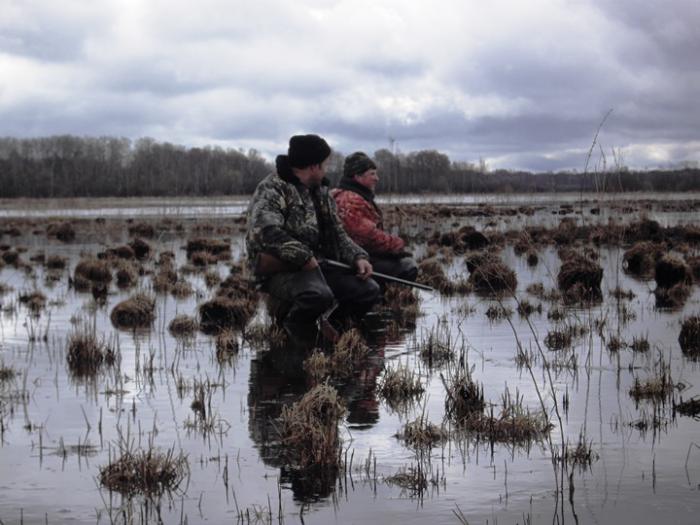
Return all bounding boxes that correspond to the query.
[245,155,368,272]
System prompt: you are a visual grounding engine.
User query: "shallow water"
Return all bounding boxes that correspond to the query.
[1,197,699,524]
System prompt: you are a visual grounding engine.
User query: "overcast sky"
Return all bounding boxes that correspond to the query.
[1,0,698,171]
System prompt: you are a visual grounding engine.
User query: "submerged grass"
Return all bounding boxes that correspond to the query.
[99,446,189,496]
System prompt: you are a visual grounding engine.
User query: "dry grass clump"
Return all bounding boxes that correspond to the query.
[385,466,428,495]
[67,329,116,377]
[433,226,489,254]
[686,255,700,282]
[383,284,421,321]
[303,350,332,381]
[607,335,625,352]
[443,364,485,421]
[1,249,23,267]
[544,329,573,351]
[557,253,603,304]
[99,446,188,496]
[678,316,700,358]
[485,304,513,321]
[517,299,542,318]
[128,238,151,259]
[378,365,425,407]
[199,274,257,333]
[610,287,635,300]
[629,357,673,402]
[622,242,664,278]
[674,397,700,418]
[466,254,517,296]
[104,244,136,260]
[244,323,286,349]
[279,383,346,468]
[654,282,692,309]
[18,290,47,313]
[416,258,454,294]
[186,238,231,261]
[655,254,692,289]
[558,433,599,470]
[456,389,552,444]
[127,222,155,238]
[630,335,650,353]
[0,361,16,382]
[416,323,455,367]
[327,329,370,377]
[397,415,448,450]
[46,222,75,242]
[45,255,67,270]
[115,259,139,288]
[526,283,561,302]
[168,315,198,337]
[74,258,112,290]
[110,293,156,329]
[215,328,239,363]
[204,269,222,288]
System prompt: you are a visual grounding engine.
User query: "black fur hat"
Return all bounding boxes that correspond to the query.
[343,151,377,178]
[288,134,331,168]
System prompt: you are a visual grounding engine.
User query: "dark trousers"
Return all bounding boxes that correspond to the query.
[370,255,418,285]
[263,265,381,327]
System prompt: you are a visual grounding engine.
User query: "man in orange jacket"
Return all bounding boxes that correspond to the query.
[331,152,418,286]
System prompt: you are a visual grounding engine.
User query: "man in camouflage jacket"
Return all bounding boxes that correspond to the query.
[246,135,381,342]
[332,151,418,286]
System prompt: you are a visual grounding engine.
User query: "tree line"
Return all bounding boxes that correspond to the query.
[1,135,699,198]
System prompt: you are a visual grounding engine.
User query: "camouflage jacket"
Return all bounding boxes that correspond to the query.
[246,155,368,274]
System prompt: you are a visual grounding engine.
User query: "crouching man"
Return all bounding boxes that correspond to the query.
[331,152,418,287]
[246,135,381,345]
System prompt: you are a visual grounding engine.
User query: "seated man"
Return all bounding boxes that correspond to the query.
[246,135,381,344]
[332,152,418,285]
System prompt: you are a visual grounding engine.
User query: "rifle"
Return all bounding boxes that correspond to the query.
[320,259,434,292]
[254,252,433,292]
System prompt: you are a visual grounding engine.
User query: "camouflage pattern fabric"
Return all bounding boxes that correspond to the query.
[246,156,368,273]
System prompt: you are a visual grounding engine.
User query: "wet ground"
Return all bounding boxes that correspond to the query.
[1,193,699,524]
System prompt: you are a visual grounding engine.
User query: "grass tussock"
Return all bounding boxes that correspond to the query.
[385,466,428,495]
[129,238,152,259]
[456,388,553,444]
[443,364,485,421]
[114,259,139,288]
[383,284,421,321]
[186,238,231,261]
[199,273,257,333]
[544,328,573,351]
[557,253,603,304]
[416,322,455,367]
[485,304,513,321]
[99,446,188,496]
[674,397,700,418]
[629,357,673,402]
[18,290,47,313]
[127,222,155,238]
[45,255,67,270]
[416,258,455,294]
[110,293,155,329]
[517,299,542,318]
[678,316,700,358]
[215,328,239,364]
[168,315,199,337]
[378,365,425,407]
[623,242,664,278]
[397,415,448,450]
[654,282,691,309]
[74,258,112,289]
[46,222,75,242]
[0,361,16,382]
[654,254,692,288]
[630,335,650,353]
[67,329,116,377]
[467,254,517,296]
[279,383,346,468]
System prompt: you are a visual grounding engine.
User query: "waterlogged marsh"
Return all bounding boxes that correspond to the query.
[1,194,700,524]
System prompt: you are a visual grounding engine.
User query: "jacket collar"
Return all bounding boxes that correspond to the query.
[337,177,375,203]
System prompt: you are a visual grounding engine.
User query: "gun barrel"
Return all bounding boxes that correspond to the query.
[322,259,434,292]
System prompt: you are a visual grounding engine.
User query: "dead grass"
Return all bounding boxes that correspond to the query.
[115,259,139,288]
[443,364,485,421]
[18,290,46,313]
[397,414,448,450]
[378,365,425,408]
[416,322,455,367]
[679,316,700,358]
[544,328,573,351]
[215,328,239,364]
[629,357,673,402]
[467,255,517,296]
[557,253,603,304]
[630,335,650,353]
[654,282,691,309]
[623,242,663,278]
[485,304,513,321]
[46,222,75,242]
[279,383,346,468]
[199,273,258,333]
[186,238,231,261]
[0,361,16,382]
[99,446,188,496]
[385,466,428,495]
[67,329,116,377]
[674,397,700,418]
[655,254,692,288]
[74,258,112,288]
[168,315,198,337]
[110,293,156,329]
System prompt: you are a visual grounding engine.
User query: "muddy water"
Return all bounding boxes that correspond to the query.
[1,198,699,524]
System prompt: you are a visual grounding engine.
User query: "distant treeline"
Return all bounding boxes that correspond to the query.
[1,135,699,198]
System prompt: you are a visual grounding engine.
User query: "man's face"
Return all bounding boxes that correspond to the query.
[305,159,328,187]
[355,168,379,192]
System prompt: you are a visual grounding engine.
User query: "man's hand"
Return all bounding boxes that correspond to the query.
[302,256,319,271]
[355,258,373,280]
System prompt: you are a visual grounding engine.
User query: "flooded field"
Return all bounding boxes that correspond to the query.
[1,193,700,524]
